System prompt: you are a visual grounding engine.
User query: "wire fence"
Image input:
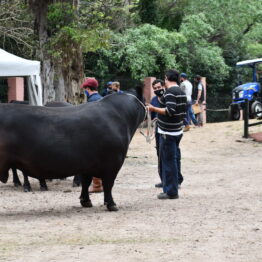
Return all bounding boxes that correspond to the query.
[206,95,232,123]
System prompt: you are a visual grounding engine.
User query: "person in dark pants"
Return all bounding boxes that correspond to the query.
[81,77,103,193]
[148,69,187,199]
[150,79,165,188]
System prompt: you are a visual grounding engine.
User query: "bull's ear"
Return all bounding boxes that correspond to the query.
[0,172,8,183]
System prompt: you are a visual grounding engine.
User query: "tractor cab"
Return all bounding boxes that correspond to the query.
[229,58,262,120]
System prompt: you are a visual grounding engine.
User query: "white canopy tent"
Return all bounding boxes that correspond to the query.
[0,48,43,105]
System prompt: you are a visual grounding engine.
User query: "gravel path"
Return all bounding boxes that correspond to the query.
[0,120,261,262]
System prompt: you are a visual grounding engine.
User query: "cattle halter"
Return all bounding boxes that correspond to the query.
[140,108,157,143]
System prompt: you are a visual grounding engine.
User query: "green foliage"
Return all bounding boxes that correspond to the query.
[156,0,191,31]
[46,2,111,65]
[47,3,75,34]
[86,24,185,80]
[1,0,261,108]
[244,23,262,58]
[137,0,158,25]
[178,13,230,93]
[133,0,261,95]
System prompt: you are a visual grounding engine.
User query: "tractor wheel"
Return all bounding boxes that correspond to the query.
[228,105,240,120]
[251,101,262,119]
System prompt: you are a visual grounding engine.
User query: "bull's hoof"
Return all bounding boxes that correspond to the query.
[80,199,92,208]
[72,181,81,187]
[14,182,22,187]
[40,186,48,191]
[23,187,31,192]
[107,204,119,212]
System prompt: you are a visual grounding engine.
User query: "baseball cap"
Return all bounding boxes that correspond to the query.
[107,81,113,86]
[180,73,187,78]
[81,78,99,89]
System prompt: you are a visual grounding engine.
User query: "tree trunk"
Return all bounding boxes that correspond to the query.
[28,0,84,105]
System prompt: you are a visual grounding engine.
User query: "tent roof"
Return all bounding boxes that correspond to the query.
[0,48,40,77]
[236,58,262,67]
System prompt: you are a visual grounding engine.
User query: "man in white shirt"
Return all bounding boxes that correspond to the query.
[180,73,198,131]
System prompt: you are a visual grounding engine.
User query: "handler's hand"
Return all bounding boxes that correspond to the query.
[146,104,155,112]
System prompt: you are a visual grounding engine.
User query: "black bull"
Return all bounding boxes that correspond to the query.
[0,93,146,211]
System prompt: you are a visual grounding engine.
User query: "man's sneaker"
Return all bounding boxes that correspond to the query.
[157,193,179,199]
[155,182,163,188]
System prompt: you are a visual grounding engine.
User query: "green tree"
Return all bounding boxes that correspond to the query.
[178,13,230,94]
[85,24,185,82]
[137,0,158,25]
[27,0,121,103]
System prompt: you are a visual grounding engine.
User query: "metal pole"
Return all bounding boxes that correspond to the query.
[243,99,249,138]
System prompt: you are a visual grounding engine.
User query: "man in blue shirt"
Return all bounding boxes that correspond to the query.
[111,81,124,94]
[82,78,102,102]
[101,81,113,97]
[150,79,165,188]
[81,77,103,192]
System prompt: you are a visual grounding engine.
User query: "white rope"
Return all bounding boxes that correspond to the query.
[140,108,157,143]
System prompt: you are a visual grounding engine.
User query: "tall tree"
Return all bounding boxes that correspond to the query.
[28,0,84,104]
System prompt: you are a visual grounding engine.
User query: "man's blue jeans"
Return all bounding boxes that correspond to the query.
[159,133,183,196]
[184,102,198,126]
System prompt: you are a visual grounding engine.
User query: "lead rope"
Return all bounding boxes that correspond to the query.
[140,108,157,143]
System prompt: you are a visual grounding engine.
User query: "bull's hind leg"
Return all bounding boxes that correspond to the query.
[79,175,92,208]
[12,168,22,187]
[102,178,118,212]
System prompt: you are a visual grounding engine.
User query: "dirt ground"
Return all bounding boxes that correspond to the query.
[0,120,261,262]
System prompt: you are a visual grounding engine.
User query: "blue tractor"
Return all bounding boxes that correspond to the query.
[229,58,262,120]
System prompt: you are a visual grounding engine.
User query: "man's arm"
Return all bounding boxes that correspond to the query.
[147,105,166,115]
[196,83,203,104]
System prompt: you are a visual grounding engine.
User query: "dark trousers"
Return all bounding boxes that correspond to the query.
[159,133,183,196]
[155,132,162,182]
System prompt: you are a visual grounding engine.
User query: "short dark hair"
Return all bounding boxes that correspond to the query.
[152,79,165,87]
[165,69,180,83]
[195,75,202,81]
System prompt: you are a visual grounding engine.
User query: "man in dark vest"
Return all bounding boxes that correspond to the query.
[148,69,187,199]
[192,75,205,126]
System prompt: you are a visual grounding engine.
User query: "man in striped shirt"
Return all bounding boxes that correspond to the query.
[148,69,187,199]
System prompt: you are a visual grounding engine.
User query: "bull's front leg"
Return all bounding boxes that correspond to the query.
[23,174,32,192]
[79,175,92,208]
[102,178,118,212]
[39,178,48,191]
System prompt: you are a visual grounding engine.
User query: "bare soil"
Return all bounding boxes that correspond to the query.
[0,120,261,262]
